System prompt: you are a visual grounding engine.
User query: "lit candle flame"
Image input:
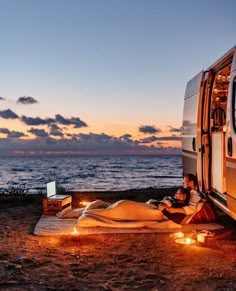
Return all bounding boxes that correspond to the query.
[80,201,90,206]
[185,238,192,244]
[71,226,79,235]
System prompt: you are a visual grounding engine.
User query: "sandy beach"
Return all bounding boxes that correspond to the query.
[0,190,236,290]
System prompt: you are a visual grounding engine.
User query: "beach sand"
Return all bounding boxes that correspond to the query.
[0,190,236,290]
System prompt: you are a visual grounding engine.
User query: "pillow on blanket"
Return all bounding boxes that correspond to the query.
[189,202,218,224]
[56,208,84,218]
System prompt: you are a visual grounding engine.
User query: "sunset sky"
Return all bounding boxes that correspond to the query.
[0,0,235,156]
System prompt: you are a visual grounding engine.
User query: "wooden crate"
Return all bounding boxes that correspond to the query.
[43,195,72,215]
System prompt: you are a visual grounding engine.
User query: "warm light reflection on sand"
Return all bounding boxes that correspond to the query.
[71,226,80,236]
[80,201,90,206]
[175,238,196,245]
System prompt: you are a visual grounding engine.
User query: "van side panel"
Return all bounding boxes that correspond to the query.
[182,71,203,175]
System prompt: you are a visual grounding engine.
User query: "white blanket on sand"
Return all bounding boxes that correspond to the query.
[34,214,224,236]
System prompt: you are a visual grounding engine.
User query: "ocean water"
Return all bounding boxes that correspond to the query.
[0,155,182,193]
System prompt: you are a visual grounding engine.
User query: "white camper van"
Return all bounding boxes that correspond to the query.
[182,45,236,220]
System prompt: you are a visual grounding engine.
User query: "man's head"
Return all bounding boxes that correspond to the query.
[183,173,197,190]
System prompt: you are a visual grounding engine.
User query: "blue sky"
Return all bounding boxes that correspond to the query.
[0,0,235,155]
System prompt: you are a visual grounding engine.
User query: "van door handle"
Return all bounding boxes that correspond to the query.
[227,137,233,157]
[192,137,196,152]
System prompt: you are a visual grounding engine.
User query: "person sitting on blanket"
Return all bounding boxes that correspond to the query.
[165,173,201,216]
[82,175,200,222]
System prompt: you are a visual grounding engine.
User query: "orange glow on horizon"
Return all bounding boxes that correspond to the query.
[0,115,181,156]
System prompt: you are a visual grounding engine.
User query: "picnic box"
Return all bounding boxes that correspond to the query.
[43,181,72,215]
[43,195,72,215]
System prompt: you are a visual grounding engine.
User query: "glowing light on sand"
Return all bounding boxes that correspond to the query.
[174,232,184,239]
[71,226,79,236]
[175,238,196,245]
[80,201,90,206]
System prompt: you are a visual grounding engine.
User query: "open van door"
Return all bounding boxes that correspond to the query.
[204,48,236,220]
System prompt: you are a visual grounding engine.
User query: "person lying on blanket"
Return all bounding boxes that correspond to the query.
[145,187,192,224]
[77,187,190,228]
[82,173,201,222]
[159,187,191,224]
[83,187,192,223]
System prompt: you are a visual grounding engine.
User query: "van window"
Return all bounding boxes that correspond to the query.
[211,67,230,132]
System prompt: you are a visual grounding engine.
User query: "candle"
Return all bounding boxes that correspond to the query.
[185,238,193,245]
[197,233,208,244]
[71,226,80,235]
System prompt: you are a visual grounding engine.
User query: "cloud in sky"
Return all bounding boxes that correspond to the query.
[55,114,71,125]
[139,134,182,144]
[55,114,88,128]
[17,96,38,104]
[0,131,181,156]
[49,124,64,137]
[0,107,181,155]
[0,108,88,130]
[8,131,26,138]
[168,126,182,132]
[21,116,55,126]
[120,134,133,143]
[0,128,10,134]
[139,136,160,144]
[155,135,182,141]
[0,128,25,138]
[28,128,48,137]
[0,109,19,119]
[20,114,88,128]
[139,125,161,134]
